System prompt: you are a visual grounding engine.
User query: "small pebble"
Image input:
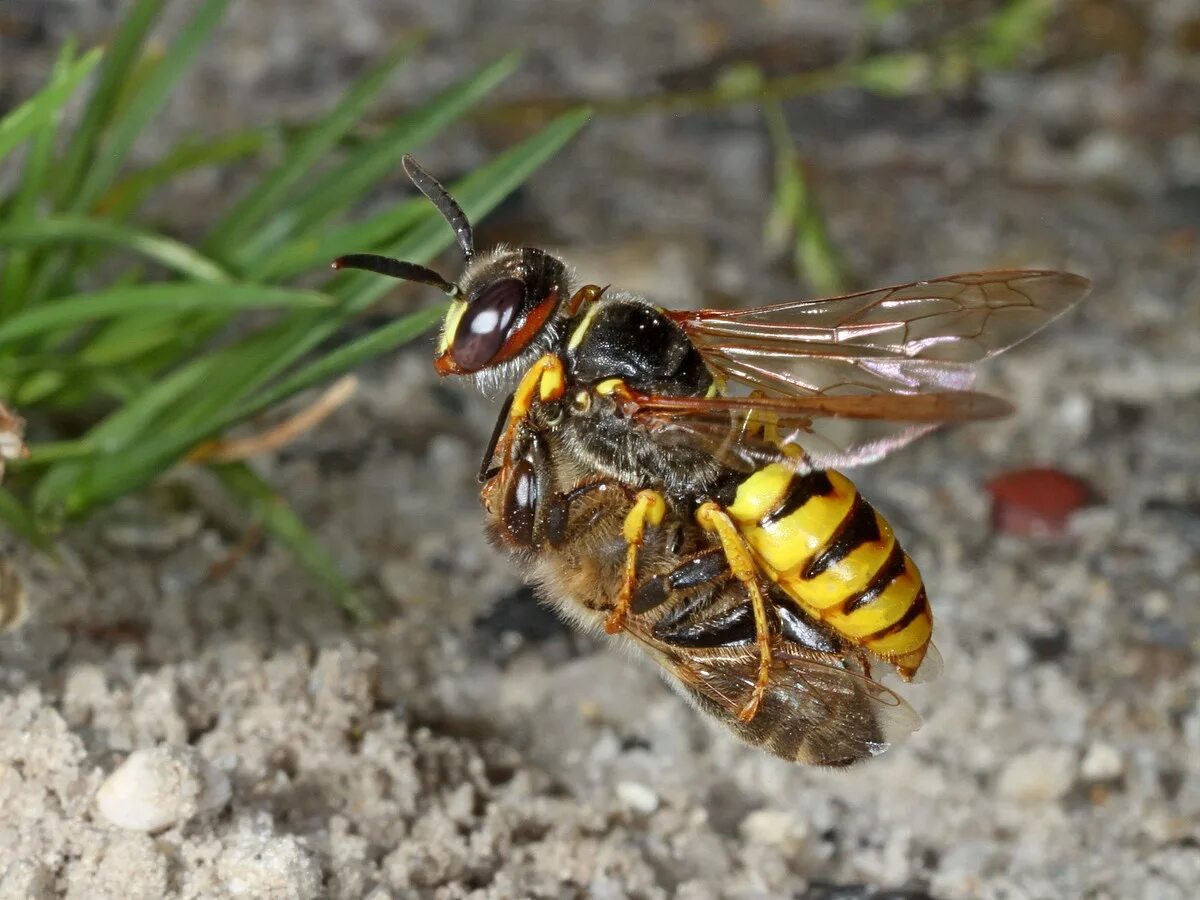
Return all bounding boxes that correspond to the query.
[616,780,659,815]
[739,809,810,850]
[1080,743,1124,782]
[997,747,1076,802]
[218,831,323,900]
[986,468,1096,537]
[97,745,231,832]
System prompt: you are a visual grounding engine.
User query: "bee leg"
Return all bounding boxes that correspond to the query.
[543,478,622,548]
[509,353,566,420]
[604,489,668,635]
[855,648,874,681]
[694,501,773,724]
[631,548,728,615]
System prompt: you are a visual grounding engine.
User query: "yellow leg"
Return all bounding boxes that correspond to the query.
[510,354,567,421]
[695,501,773,723]
[605,490,667,634]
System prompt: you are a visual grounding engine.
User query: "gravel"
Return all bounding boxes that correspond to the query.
[1,1,1199,898]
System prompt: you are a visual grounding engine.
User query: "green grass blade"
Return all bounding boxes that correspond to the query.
[236,305,445,420]
[0,217,232,283]
[164,107,595,441]
[97,128,271,219]
[210,38,420,259]
[71,0,233,213]
[0,48,103,165]
[273,53,520,240]
[43,110,592,516]
[0,488,53,550]
[212,463,369,621]
[17,439,98,467]
[254,197,427,281]
[55,0,164,204]
[761,101,847,294]
[0,284,329,348]
[79,313,201,366]
[335,106,594,316]
[0,38,80,316]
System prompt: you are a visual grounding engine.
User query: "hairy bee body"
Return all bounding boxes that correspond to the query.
[482,418,911,766]
[336,154,1089,763]
[558,297,933,678]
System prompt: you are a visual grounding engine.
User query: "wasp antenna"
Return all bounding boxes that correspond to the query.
[332,254,460,297]
[402,155,475,262]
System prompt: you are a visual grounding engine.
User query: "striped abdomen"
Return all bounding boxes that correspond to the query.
[725,463,932,678]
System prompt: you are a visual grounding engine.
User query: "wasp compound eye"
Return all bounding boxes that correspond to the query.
[452,278,525,371]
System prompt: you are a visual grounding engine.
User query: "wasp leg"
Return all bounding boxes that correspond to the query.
[543,478,625,548]
[604,489,668,635]
[510,353,567,420]
[630,547,728,615]
[694,501,774,723]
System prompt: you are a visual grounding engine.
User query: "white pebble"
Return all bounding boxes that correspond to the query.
[1080,742,1124,782]
[616,780,659,815]
[739,809,810,850]
[997,747,1076,803]
[218,832,323,899]
[97,745,231,832]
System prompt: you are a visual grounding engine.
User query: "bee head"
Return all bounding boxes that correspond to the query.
[332,156,569,385]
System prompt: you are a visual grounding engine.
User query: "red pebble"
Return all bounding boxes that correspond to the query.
[985,467,1097,537]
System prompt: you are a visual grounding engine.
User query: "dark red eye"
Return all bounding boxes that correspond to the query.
[451,278,525,371]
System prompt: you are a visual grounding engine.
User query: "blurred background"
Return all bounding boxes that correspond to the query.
[0,2,1198,898]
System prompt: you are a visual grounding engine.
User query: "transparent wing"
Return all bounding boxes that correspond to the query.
[654,640,919,766]
[617,386,1013,473]
[674,269,1091,396]
[659,270,1089,468]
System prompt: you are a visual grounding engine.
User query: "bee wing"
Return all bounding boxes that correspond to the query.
[635,633,920,765]
[622,388,1013,472]
[674,269,1090,391]
[659,270,1089,469]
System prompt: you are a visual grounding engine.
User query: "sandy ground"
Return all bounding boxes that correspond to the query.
[2,1,1199,898]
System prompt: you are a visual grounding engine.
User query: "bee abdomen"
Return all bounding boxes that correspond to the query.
[726,464,932,677]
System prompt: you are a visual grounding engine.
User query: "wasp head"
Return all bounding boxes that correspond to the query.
[332,156,569,393]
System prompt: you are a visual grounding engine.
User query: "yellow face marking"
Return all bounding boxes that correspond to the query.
[567,300,605,351]
[438,300,468,354]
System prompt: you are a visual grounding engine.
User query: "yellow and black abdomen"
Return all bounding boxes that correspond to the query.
[725,463,932,678]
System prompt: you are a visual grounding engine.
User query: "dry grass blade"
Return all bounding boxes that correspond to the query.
[0,404,29,482]
[0,559,28,634]
[186,375,359,463]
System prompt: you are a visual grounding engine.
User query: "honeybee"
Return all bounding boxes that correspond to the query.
[335,156,1089,764]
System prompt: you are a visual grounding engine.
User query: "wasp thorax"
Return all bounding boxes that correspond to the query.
[437,247,569,376]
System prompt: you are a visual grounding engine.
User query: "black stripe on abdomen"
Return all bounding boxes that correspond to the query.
[801,493,880,580]
[840,541,906,616]
[864,587,929,641]
[763,470,835,525]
